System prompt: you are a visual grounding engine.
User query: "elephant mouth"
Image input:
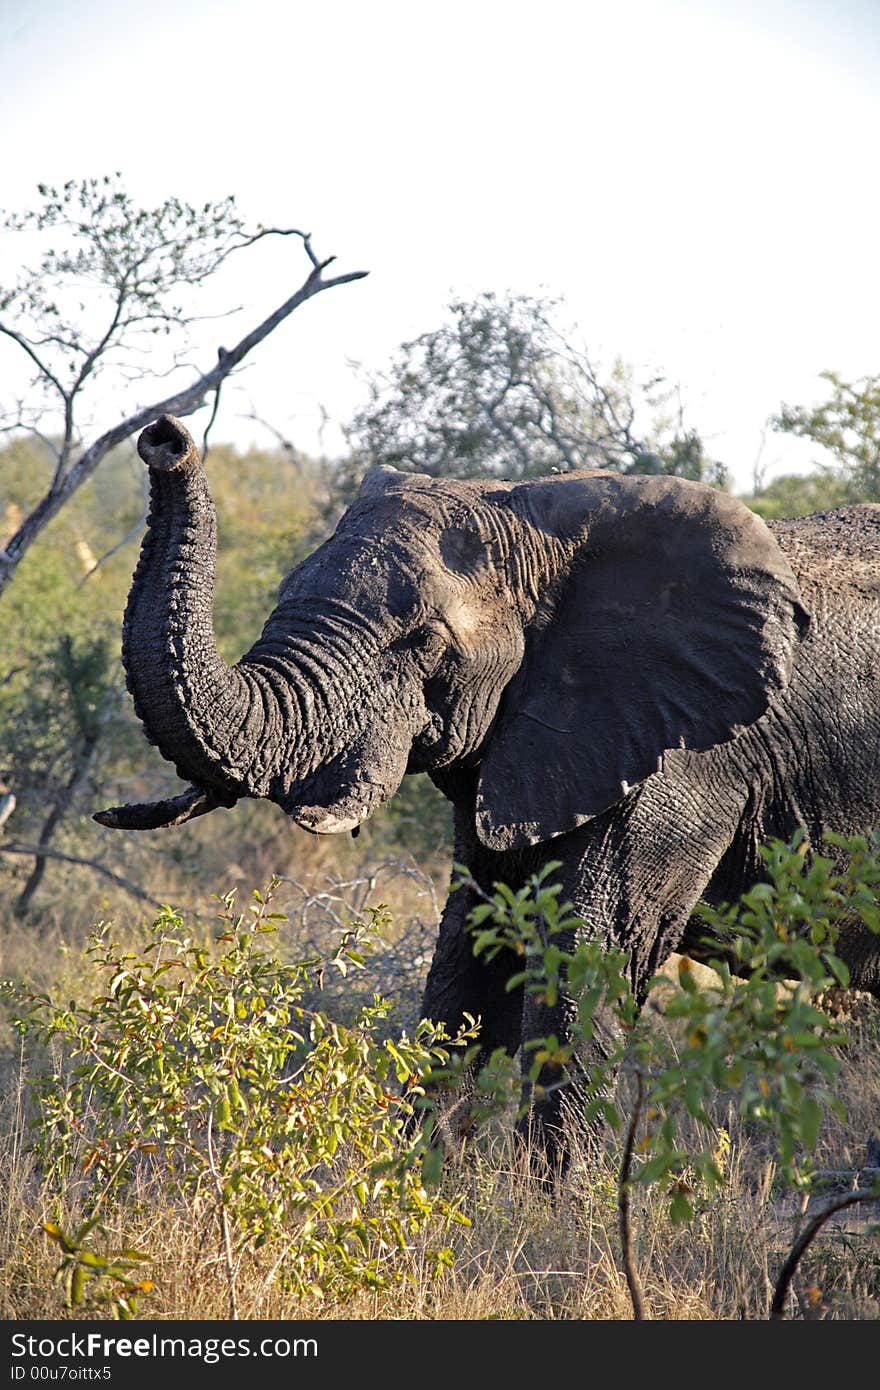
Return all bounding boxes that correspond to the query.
[279,684,431,835]
[292,801,370,835]
[280,733,414,836]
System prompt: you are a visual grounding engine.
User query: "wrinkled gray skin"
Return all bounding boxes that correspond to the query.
[100,415,880,1165]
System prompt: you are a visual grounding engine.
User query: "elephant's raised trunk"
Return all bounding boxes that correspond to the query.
[97,416,411,837]
[99,416,293,828]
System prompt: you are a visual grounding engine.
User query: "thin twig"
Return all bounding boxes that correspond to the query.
[237,405,299,463]
[201,369,225,464]
[619,1070,647,1320]
[0,323,68,401]
[769,1185,880,1318]
[206,1110,239,1322]
[79,520,145,584]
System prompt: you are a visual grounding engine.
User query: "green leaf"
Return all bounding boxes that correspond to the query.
[78,1251,108,1269]
[421,1145,444,1187]
[69,1264,86,1307]
[799,1095,823,1152]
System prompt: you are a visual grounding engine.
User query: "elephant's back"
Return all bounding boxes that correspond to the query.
[768,504,880,607]
[760,503,880,834]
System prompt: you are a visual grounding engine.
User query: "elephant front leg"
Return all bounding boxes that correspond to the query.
[417,883,524,1147]
[518,987,627,1179]
[421,874,525,1058]
[515,769,749,1174]
[420,779,526,1062]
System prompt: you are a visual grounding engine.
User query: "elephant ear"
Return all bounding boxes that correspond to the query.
[475,473,808,851]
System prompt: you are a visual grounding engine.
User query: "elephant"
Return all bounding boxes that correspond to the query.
[96,414,880,1164]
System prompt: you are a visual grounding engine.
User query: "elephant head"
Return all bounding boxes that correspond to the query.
[96,415,807,845]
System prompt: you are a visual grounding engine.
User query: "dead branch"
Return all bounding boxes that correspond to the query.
[0,237,367,599]
[770,1183,880,1318]
[0,840,168,910]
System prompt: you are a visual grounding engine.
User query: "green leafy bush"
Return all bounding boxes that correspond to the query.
[7,880,473,1314]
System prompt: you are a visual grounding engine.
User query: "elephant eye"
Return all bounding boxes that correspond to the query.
[409,621,447,673]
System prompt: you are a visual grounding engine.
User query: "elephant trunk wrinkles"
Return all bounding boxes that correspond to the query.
[122,416,303,803]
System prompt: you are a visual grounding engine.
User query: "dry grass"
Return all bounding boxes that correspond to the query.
[2,1075,878,1322]
[1,850,879,1323]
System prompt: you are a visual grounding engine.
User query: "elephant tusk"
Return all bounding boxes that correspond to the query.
[93,785,231,831]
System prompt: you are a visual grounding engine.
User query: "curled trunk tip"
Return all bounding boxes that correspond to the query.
[93,785,230,831]
[137,415,201,472]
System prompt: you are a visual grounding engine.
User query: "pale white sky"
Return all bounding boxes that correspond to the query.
[1,0,878,492]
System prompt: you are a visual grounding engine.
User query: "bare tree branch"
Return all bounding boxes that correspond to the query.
[220,225,322,272]
[0,840,167,909]
[201,361,225,464]
[79,519,145,584]
[0,323,68,401]
[770,1185,880,1318]
[0,241,367,598]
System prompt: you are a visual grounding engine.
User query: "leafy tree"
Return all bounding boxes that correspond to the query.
[651,426,726,484]
[0,449,135,917]
[773,370,880,502]
[2,634,117,917]
[345,291,726,488]
[742,469,851,521]
[0,174,366,599]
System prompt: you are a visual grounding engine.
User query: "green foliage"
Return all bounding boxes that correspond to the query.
[773,370,880,502]
[0,450,138,913]
[459,863,636,1128]
[462,832,880,1228]
[632,828,880,1209]
[0,434,62,517]
[0,440,133,643]
[207,444,324,661]
[742,469,852,520]
[6,880,473,1308]
[41,1218,153,1321]
[647,427,726,484]
[0,633,114,821]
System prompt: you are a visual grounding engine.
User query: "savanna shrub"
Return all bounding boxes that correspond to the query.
[8,880,473,1310]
